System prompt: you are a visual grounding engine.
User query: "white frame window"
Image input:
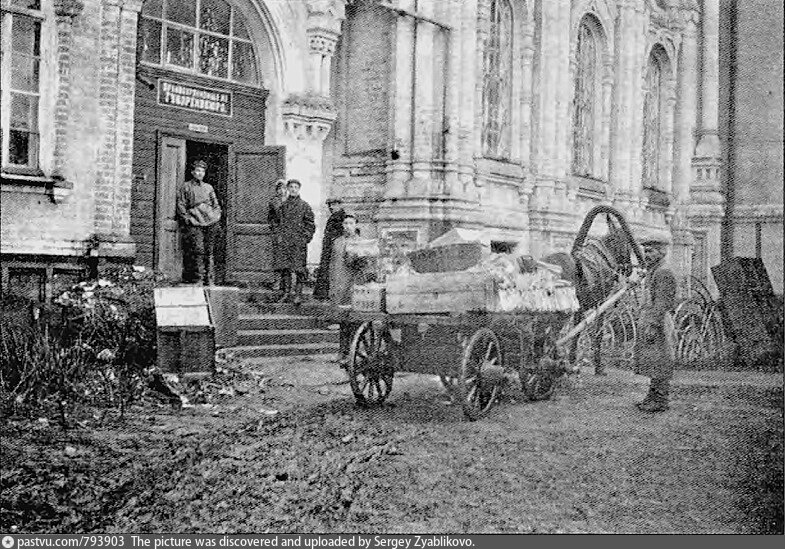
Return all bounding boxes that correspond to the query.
[1,0,44,173]
[137,0,260,86]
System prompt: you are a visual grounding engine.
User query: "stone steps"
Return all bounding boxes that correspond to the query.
[226,294,340,360]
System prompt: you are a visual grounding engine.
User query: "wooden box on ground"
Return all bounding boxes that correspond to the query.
[154,287,215,374]
[385,271,497,314]
[352,283,386,312]
[407,242,486,273]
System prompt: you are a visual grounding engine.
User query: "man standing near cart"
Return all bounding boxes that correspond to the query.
[634,230,677,413]
[313,198,347,301]
[176,159,221,285]
[278,179,315,305]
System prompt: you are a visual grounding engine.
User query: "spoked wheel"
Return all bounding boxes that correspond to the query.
[347,321,396,407]
[458,328,503,421]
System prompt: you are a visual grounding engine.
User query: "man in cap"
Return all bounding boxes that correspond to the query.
[633,228,677,412]
[278,179,315,305]
[176,159,222,284]
[313,197,347,301]
[268,179,288,299]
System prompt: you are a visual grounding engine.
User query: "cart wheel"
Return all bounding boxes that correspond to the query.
[459,328,503,421]
[348,321,396,407]
[520,369,556,401]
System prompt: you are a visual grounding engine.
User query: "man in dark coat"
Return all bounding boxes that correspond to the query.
[268,179,288,299]
[176,159,221,284]
[313,198,346,301]
[278,179,315,304]
[633,229,677,413]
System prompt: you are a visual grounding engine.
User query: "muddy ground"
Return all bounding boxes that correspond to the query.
[2,358,783,534]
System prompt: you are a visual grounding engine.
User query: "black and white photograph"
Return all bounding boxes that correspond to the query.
[0,0,782,536]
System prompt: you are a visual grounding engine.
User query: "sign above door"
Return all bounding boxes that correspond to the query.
[158,79,233,117]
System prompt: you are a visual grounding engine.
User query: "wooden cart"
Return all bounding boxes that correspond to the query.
[332,308,573,421]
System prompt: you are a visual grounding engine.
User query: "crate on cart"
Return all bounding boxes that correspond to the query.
[352,283,386,312]
[385,271,497,314]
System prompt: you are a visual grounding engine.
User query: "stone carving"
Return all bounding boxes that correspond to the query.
[282,93,337,141]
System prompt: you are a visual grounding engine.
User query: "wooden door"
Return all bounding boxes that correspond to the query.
[156,136,186,280]
[228,146,286,285]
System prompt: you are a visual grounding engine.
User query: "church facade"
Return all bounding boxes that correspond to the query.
[1,0,781,299]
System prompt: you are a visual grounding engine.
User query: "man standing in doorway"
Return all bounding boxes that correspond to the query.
[633,230,677,412]
[278,179,315,305]
[176,159,222,285]
[313,198,347,301]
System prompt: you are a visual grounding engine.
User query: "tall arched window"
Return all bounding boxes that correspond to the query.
[642,47,665,188]
[481,0,513,159]
[137,0,260,85]
[571,16,601,178]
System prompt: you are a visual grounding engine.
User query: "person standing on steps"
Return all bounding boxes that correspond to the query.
[268,179,288,300]
[633,230,677,413]
[277,179,315,305]
[176,159,221,285]
[313,198,347,302]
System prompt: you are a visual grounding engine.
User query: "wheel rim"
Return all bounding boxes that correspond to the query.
[348,322,395,407]
[459,328,502,420]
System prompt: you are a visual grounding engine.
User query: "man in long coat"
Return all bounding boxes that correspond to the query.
[633,230,677,412]
[313,198,346,301]
[176,159,221,284]
[278,179,315,304]
[268,179,288,298]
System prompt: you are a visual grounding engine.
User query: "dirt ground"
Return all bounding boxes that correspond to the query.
[2,357,783,534]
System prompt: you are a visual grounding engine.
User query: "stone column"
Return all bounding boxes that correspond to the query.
[673,10,698,206]
[411,0,435,194]
[384,0,416,198]
[695,0,720,157]
[281,98,337,263]
[443,0,462,196]
[519,14,535,169]
[672,7,700,294]
[610,1,640,200]
[457,0,479,195]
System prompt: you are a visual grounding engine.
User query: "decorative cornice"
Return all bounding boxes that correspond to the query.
[281,94,337,141]
[306,0,347,35]
[731,204,784,222]
[54,0,84,18]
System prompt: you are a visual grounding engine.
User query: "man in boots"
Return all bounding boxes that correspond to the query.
[278,179,315,305]
[633,229,677,412]
[176,159,221,285]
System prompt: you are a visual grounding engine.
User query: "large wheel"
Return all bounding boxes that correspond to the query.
[458,327,503,421]
[347,321,396,407]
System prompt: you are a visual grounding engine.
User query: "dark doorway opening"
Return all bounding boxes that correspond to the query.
[186,140,229,284]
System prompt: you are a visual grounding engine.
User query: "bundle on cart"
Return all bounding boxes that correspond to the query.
[385,253,579,314]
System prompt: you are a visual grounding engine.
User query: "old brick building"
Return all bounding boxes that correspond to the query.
[1,0,782,298]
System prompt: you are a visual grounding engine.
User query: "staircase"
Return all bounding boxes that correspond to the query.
[228,290,340,360]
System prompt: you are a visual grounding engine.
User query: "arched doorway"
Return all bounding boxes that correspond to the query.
[131,0,285,285]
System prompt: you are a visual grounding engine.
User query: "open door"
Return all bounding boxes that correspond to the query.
[156,136,186,281]
[228,146,286,285]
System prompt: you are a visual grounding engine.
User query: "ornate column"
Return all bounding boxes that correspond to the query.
[671,4,700,293]
[287,1,345,262]
[610,0,641,203]
[695,0,720,157]
[688,0,723,292]
[410,0,435,194]
[457,0,479,195]
[305,0,345,96]
[443,0,462,197]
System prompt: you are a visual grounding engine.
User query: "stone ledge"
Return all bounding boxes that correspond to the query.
[1,172,74,203]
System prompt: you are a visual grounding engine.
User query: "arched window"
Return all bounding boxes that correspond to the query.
[571,16,601,178]
[481,0,513,159]
[642,48,665,188]
[137,0,260,85]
